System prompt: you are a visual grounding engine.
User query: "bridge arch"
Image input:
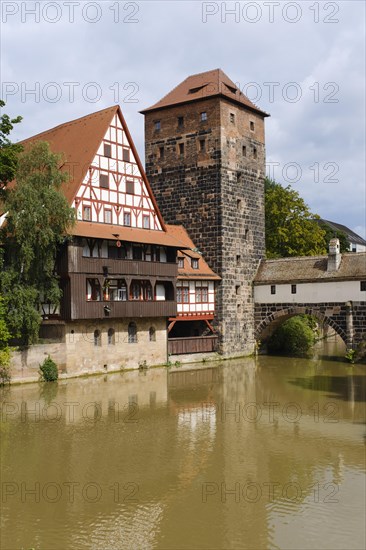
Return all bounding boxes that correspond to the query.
[255,306,348,346]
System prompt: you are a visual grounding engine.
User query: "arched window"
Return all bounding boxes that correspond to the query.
[108,328,115,345]
[149,326,156,342]
[128,322,137,343]
[94,329,101,347]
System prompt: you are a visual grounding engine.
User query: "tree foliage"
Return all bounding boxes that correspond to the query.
[265,178,327,258]
[318,221,350,253]
[0,100,23,196]
[267,315,317,356]
[0,295,11,383]
[1,141,76,345]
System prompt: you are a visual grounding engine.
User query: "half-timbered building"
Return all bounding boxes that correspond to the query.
[7,106,192,373]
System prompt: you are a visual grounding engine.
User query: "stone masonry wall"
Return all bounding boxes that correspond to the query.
[10,318,168,383]
[144,98,266,356]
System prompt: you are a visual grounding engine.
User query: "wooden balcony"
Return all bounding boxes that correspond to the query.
[168,335,218,355]
[58,244,177,279]
[70,299,177,320]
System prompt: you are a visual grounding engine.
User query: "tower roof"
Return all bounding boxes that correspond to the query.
[141,69,269,117]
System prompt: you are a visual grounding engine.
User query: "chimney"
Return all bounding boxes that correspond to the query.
[327,238,341,271]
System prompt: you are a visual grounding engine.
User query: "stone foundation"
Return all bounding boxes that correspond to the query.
[9,318,168,384]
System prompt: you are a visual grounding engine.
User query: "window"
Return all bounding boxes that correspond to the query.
[237,199,242,211]
[159,146,164,159]
[250,121,255,131]
[149,326,156,342]
[126,179,134,195]
[104,143,111,158]
[291,284,297,294]
[271,285,276,295]
[236,255,241,266]
[253,147,257,159]
[235,285,240,295]
[196,286,208,302]
[143,281,153,301]
[199,139,206,153]
[237,171,243,184]
[143,215,150,229]
[132,245,142,260]
[200,111,207,122]
[230,112,235,124]
[242,145,247,157]
[178,257,184,268]
[154,120,161,131]
[100,174,109,189]
[179,142,184,156]
[87,278,101,301]
[83,206,91,221]
[177,286,189,303]
[131,282,141,300]
[178,116,184,128]
[128,322,137,343]
[122,148,130,162]
[94,329,101,347]
[123,211,131,226]
[107,328,115,345]
[361,281,366,291]
[191,258,199,269]
[104,209,112,224]
[117,283,127,301]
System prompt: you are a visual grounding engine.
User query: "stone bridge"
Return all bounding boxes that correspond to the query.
[253,244,366,349]
[254,301,365,348]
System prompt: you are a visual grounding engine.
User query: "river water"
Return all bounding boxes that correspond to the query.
[1,348,365,550]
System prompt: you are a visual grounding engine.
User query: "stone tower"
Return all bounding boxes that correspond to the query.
[141,69,269,356]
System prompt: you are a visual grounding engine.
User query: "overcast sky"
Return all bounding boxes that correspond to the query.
[1,0,365,237]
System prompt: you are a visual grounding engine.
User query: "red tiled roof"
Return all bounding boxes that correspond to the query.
[167,224,221,280]
[12,105,167,230]
[141,69,269,117]
[70,221,190,248]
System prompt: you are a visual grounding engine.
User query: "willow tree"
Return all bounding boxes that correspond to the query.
[265,178,327,258]
[1,141,75,345]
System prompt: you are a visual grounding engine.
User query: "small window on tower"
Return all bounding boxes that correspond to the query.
[123,211,131,226]
[236,254,241,266]
[179,143,184,156]
[200,112,207,122]
[122,148,130,162]
[250,121,255,131]
[271,285,276,295]
[291,284,297,294]
[253,147,257,159]
[242,145,247,157]
[159,146,164,159]
[230,113,235,124]
[126,179,135,195]
[178,116,184,128]
[104,143,112,158]
[154,120,161,131]
[199,139,206,153]
[237,199,242,211]
[360,281,366,291]
[99,174,109,189]
[83,206,91,221]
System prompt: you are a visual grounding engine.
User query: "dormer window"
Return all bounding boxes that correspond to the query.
[178,257,184,268]
[191,258,199,269]
[200,112,207,122]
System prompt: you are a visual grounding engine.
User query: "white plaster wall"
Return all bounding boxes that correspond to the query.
[254,279,365,304]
